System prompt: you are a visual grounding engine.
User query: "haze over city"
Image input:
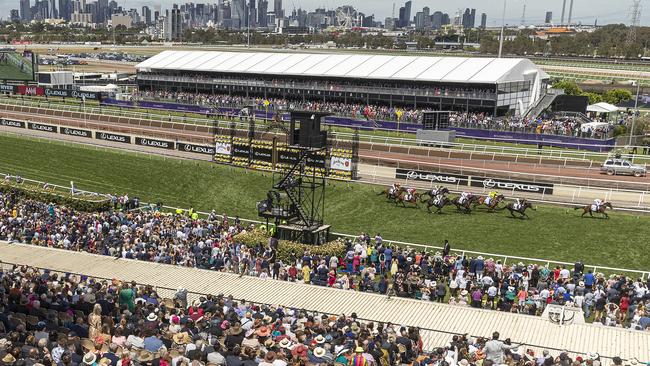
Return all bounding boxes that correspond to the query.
[3,0,649,25]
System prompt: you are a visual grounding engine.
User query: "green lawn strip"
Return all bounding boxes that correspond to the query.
[1,133,649,272]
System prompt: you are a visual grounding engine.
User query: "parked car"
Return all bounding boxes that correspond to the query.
[601,158,646,177]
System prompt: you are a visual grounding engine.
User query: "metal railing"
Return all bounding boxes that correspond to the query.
[4,96,646,165]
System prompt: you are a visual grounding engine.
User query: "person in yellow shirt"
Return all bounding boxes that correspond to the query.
[302,264,311,284]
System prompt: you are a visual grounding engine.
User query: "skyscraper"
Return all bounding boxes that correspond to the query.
[545,11,552,24]
[480,13,487,29]
[248,0,256,27]
[462,8,476,29]
[401,0,411,27]
[257,0,268,27]
[20,0,32,21]
[58,0,71,20]
[431,11,443,29]
[170,8,183,40]
[142,5,152,25]
[231,0,245,28]
[48,0,57,18]
[273,0,282,19]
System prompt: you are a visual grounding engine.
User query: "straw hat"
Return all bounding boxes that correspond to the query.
[313,347,327,358]
[264,339,275,349]
[82,352,97,365]
[137,350,154,363]
[460,290,469,296]
[314,335,326,344]
[146,313,157,322]
[2,354,16,364]
[278,338,292,349]
[229,324,243,335]
[172,332,192,345]
[291,344,308,358]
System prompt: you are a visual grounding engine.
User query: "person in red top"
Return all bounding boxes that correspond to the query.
[553,267,561,282]
[188,301,204,321]
[619,295,630,323]
[288,264,298,282]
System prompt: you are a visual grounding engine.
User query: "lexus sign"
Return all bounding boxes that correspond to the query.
[471,177,553,195]
[396,168,469,185]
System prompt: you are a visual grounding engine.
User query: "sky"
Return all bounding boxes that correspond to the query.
[3,0,649,26]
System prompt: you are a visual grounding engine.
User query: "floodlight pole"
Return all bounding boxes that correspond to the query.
[498,0,507,58]
[628,81,640,147]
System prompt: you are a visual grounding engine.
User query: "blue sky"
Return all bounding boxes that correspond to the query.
[4,0,649,26]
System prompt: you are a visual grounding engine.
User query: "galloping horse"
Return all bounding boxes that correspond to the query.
[473,194,505,212]
[421,187,450,202]
[377,186,406,201]
[574,202,613,219]
[451,195,477,214]
[396,191,421,208]
[502,201,535,219]
[425,195,452,214]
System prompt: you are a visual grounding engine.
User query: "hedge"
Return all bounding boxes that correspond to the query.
[234,229,347,263]
[0,182,112,212]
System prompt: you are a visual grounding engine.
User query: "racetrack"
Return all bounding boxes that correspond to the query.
[2,106,649,193]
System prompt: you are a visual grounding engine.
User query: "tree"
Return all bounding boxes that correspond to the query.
[603,89,632,105]
[582,92,603,105]
[552,80,582,96]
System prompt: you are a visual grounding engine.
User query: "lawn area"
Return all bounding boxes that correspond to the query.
[1,134,649,271]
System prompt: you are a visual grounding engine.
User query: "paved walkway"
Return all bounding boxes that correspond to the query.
[0,242,648,360]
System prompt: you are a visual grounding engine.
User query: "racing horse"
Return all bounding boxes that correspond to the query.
[473,194,505,212]
[451,195,478,214]
[377,186,406,201]
[574,202,613,219]
[420,187,450,202]
[501,201,535,219]
[395,191,422,208]
[425,195,452,214]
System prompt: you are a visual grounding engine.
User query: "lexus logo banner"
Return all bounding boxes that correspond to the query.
[135,137,175,150]
[395,168,553,195]
[177,142,215,155]
[396,168,469,185]
[470,177,554,195]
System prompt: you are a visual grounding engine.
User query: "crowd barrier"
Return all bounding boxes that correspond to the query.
[100,99,618,152]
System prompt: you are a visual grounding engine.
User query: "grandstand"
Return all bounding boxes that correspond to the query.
[136,51,551,117]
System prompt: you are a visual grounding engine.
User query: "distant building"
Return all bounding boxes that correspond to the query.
[480,13,487,29]
[142,6,152,25]
[111,13,133,28]
[545,11,553,24]
[10,9,20,22]
[462,8,476,29]
[257,0,268,27]
[20,0,32,21]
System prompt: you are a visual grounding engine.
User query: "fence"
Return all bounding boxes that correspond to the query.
[3,96,649,166]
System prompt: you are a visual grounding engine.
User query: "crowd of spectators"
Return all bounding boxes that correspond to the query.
[7,262,636,366]
[1,188,649,336]
[132,91,612,139]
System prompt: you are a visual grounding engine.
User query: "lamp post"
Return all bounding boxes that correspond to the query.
[498,0,507,58]
[628,81,640,147]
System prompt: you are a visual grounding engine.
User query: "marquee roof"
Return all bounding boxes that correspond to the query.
[136,50,549,85]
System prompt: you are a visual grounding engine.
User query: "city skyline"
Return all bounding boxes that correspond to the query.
[5,0,649,26]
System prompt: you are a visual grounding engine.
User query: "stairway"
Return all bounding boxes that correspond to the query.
[274,151,310,226]
[524,92,558,119]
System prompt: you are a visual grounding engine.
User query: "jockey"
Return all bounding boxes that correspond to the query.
[431,185,441,196]
[514,198,522,210]
[460,191,472,204]
[594,198,604,210]
[486,191,498,205]
[390,183,400,195]
[406,187,417,201]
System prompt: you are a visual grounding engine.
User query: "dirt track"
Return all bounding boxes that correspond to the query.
[2,105,649,191]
